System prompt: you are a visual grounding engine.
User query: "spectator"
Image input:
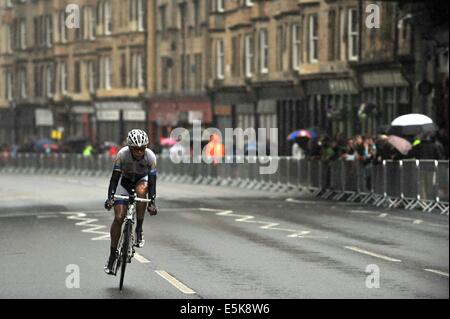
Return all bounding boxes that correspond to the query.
[83,144,94,157]
[408,133,445,160]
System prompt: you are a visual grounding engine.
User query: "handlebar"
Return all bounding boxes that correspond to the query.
[113,195,154,203]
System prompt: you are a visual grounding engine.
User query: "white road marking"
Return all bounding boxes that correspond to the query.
[36,215,59,219]
[389,216,416,222]
[350,210,376,214]
[199,208,229,213]
[285,198,314,204]
[134,253,151,263]
[155,270,196,294]
[66,213,110,240]
[344,246,402,262]
[413,219,423,225]
[213,209,311,238]
[378,213,389,218]
[424,269,449,277]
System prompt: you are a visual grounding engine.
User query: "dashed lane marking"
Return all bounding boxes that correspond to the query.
[199,208,317,238]
[344,246,402,263]
[424,269,449,277]
[134,252,151,264]
[155,270,196,294]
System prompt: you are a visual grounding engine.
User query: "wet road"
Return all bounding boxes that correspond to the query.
[0,173,448,299]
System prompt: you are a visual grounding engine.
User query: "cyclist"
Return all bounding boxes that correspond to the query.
[103,129,158,275]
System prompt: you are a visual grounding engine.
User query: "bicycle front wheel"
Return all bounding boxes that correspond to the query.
[119,221,132,291]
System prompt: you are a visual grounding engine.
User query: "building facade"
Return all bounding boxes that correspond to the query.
[0,0,447,155]
[0,0,149,147]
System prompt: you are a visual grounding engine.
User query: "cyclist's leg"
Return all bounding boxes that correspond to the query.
[134,180,148,247]
[110,204,127,248]
[105,180,129,274]
[135,180,148,220]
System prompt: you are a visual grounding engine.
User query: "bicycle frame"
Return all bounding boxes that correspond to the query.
[112,192,153,290]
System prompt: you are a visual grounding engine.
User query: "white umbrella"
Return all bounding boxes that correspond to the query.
[388,113,437,136]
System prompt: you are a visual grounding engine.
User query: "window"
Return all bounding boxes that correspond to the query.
[19,67,27,98]
[161,57,169,91]
[6,71,13,101]
[6,24,13,52]
[46,15,53,48]
[232,36,239,77]
[137,0,145,31]
[6,0,13,8]
[137,54,144,88]
[131,53,144,89]
[216,0,224,13]
[178,2,187,31]
[276,25,283,71]
[83,7,89,39]
[260,29,269,74]
[104,1,112,35]
[88,61,96,93]
[60,62,67,94]
[105,56,112,90]
[46,65,54,98]
[74,61,81,93]
[90,7,96,40]
[60,11,67,43]
[245,0,253,7]
[180,54,188,90]
[217,39,224,79]
[159,6,167,37]
[348,8,359,61]
[245,35,254,77]
[292,24,301,70]
[309,15,318,63]
[120,53,127,87]
[20,19,26,50]
[194,53,202,90]
[193,0,200,37]
[328,10,336,61]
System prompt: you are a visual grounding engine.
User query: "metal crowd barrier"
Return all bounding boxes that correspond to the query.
[0,153,448,215]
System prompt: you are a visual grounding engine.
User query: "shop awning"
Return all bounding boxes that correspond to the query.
[306,79,358,95]
[362,71,410,87]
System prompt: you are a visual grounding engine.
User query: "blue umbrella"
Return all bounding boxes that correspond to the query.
[34,138,57,152]
[287,129,311,141]
[288,128,319,141]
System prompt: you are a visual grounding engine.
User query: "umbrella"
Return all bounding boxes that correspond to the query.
[387,135,412,155]
[388,114,437,136]
[34,138,58,152]
[287,129,311,141]
[160,137,177,147]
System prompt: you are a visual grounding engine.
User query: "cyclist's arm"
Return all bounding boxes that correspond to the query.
[108,170,121,199]
[148,170,157,200]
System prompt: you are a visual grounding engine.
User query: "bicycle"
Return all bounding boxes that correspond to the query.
[111,191,153,291]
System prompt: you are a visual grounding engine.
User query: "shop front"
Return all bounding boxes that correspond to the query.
[148,96,212,148]
[95,101,146,145]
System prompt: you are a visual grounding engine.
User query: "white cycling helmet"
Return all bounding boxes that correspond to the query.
[127,129,149,147]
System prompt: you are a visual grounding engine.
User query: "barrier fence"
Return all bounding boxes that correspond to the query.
[0,153,448,214]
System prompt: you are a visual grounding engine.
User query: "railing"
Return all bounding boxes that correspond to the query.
[0,153,448,215]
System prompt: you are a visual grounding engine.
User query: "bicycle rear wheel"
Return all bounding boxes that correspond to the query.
[119,221,132,291]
